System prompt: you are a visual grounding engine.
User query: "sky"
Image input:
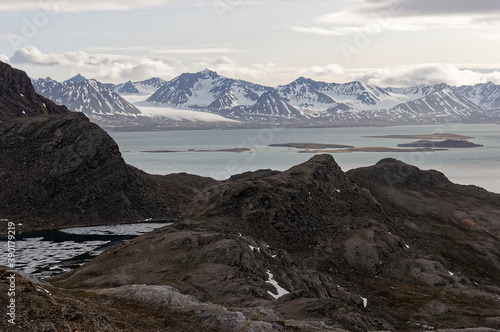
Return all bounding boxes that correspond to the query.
[1,0,500,87]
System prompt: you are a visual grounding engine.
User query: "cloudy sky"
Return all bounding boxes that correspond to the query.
[1,0,500,86]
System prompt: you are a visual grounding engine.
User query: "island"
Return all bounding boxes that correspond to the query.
[397,139,483,148]
[299,147,447,153]
[365,133,475,140]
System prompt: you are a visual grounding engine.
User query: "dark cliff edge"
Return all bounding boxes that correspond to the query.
[51,155,500,332]
[0,61,69,121]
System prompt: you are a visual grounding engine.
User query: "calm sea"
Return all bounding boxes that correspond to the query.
[109,123,500,194]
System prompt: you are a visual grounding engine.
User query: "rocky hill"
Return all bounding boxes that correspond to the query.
[51,155,500,331]
[0,61,69,122]
[0,112,216,230]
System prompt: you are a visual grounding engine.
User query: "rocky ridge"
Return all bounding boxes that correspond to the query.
[0,61,69,122]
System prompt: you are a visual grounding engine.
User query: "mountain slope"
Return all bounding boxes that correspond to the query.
[386,83,487,122]
[219,90,305,120]
[0,61,69,122]
[327,83,490,124]
[111,77,167,95]
[456,81,500,111]
[146,69,270,110]
[33,76,142,118]
[277,77,347,116]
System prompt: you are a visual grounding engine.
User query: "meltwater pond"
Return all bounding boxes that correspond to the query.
[0,223,168,279]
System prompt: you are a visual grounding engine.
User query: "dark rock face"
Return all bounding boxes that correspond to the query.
[0,61,69,122]
[51,155,500,331]
[0,112,217,230]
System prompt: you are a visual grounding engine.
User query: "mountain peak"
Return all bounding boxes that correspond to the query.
[293,76,314,84]
[198,68,219,78]
[64,74,86,84]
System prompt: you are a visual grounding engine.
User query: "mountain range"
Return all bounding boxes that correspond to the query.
[32,69,500,128]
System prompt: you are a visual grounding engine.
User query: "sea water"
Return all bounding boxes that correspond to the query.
[109,123,500,194]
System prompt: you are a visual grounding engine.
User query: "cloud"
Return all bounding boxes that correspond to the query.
[293,1,500,37]
[10,45,181,82]
[151,47,242,55]
[480,32,500,41]
[0,0,175,12]
[291,26,361,36]
[302,64,345,76]
[0,54,9,63]
[357,0,500,17]
[351,63,500,87]
[195,56,277,83]
[8,45,278,85]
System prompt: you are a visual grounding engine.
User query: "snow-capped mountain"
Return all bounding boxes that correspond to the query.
[327,83,488,124]
[277,77,341,115]
[277,77,411,113]
[33,75,142,117]
[64,73,86,84]
[219,91,304,120]
[110,77,167,95]
[455,82,500,111]
[389,83,483,118]
[147,69,271,110]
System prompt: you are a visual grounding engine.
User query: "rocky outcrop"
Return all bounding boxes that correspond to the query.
[51,155,500,331]
[346,158,500,283]
[0,61,69,121]
[0,112,217,231]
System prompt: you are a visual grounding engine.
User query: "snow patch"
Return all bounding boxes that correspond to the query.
[361,297,368,308]
[265,270,289,299]
[249,245,260,253]
[36,286,52,296]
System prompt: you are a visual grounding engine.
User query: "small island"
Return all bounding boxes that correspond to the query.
[299,147,447,153]
[398,139,483,148]
[365,133,475,140]
[269,142,354,149]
